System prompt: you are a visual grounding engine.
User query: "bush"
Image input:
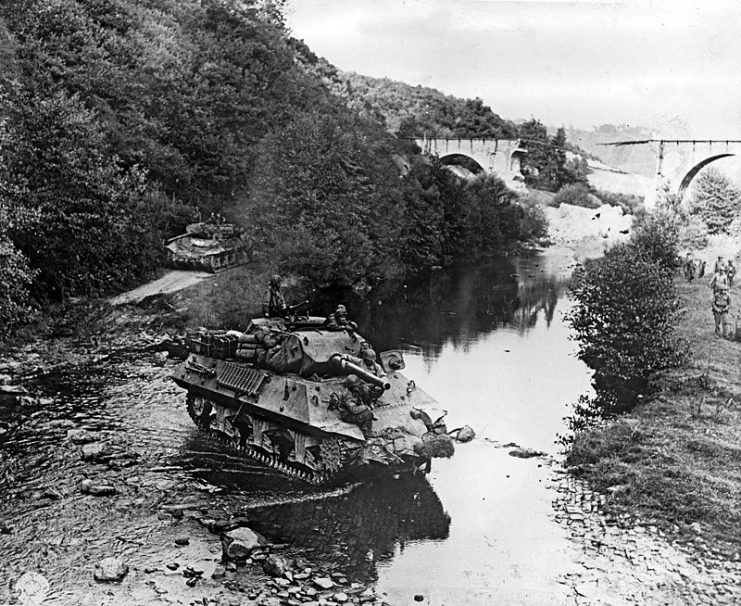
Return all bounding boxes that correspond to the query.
[0,236,35,337]
[518,195,549,241]
[567,244,685,412]
[629,207,681,273]
[554,183,600,209]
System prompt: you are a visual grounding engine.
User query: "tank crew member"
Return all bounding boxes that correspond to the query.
[361,348,386,378]
[728,260,736,287]
[339,375,374,432]
[262,274,287,317]
[324,304,358,331]
[712,283,731,338]
[710,267,729,293]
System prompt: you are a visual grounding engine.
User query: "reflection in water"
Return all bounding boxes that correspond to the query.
[313,254,570,361]
[245,474,450,582]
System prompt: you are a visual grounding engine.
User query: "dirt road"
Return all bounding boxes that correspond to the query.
[108,271,211,306]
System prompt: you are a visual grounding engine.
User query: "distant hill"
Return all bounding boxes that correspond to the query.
[561,124,659,178]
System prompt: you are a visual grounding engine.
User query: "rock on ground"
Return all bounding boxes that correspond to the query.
[262,554,290,578]
[222,526,265,561]
[80,479,116,496]
[93,557,128,583]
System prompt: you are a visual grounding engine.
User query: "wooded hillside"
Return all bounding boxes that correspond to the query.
[0,0,554,334]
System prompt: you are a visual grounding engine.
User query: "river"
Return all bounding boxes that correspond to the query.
[2,251,730,606]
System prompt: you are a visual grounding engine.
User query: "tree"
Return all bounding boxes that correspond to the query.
[246,111,403,286]
[540,127,569,190]
[567,244,684,411]
[518,118,550,188]
[0,192,36,335]
[2,85,170,298]
[689,167,741,235]
[462,174,520,257]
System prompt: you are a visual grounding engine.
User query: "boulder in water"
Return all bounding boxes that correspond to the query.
[453,425,475,443]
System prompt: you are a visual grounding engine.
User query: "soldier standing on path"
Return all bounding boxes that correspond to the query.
[684,253,696,282]
[712,283,731,338]
[714,255,727,274]
[710,267,729,293]
[727,260,736,287]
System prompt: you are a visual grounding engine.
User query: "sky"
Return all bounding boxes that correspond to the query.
[285,0,741,138]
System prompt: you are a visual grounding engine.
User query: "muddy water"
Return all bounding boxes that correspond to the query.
[0,252,594,605]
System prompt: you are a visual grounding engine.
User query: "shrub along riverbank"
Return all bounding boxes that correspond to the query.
[565,212,741,558]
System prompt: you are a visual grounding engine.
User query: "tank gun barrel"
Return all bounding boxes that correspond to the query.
[329,354,391,390]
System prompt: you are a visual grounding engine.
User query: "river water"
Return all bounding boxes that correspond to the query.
[0,252,600,605]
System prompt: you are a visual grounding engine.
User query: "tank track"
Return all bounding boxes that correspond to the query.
[186,393,334,485]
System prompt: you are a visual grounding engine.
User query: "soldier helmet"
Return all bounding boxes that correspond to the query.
[362,348,376,362]
[270,274,282,288]
[336,304,347,316]
[344,374,361,388]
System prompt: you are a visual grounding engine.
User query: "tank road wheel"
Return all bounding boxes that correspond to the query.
[186,393,212,430]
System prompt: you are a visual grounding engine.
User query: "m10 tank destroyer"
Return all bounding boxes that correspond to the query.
[165,220,253,272]
[172,315,454,483]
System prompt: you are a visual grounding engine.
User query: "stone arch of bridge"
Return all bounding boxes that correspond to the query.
[439,152,485,174]
[678,153,735,199]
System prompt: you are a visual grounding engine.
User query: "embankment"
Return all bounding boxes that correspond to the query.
[566,272,741,559]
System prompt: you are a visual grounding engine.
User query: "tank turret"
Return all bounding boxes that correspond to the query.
[171,315,454,483]
[165,220,253,272]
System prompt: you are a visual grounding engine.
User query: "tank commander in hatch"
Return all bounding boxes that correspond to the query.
[262,274,287,317]
[324,304,358,332]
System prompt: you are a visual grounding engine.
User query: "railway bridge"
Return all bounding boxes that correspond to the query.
[608,139,741,207]
[413,137,527,190]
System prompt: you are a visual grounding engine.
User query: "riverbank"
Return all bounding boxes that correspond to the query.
[566,271,741,560]
[2,247,741,604]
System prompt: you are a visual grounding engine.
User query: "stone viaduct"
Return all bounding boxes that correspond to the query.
[634,139,741,207]
[413,137,528,190]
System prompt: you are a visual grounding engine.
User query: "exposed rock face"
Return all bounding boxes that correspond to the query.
[222,526,265,561]
[93,557,129,582]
